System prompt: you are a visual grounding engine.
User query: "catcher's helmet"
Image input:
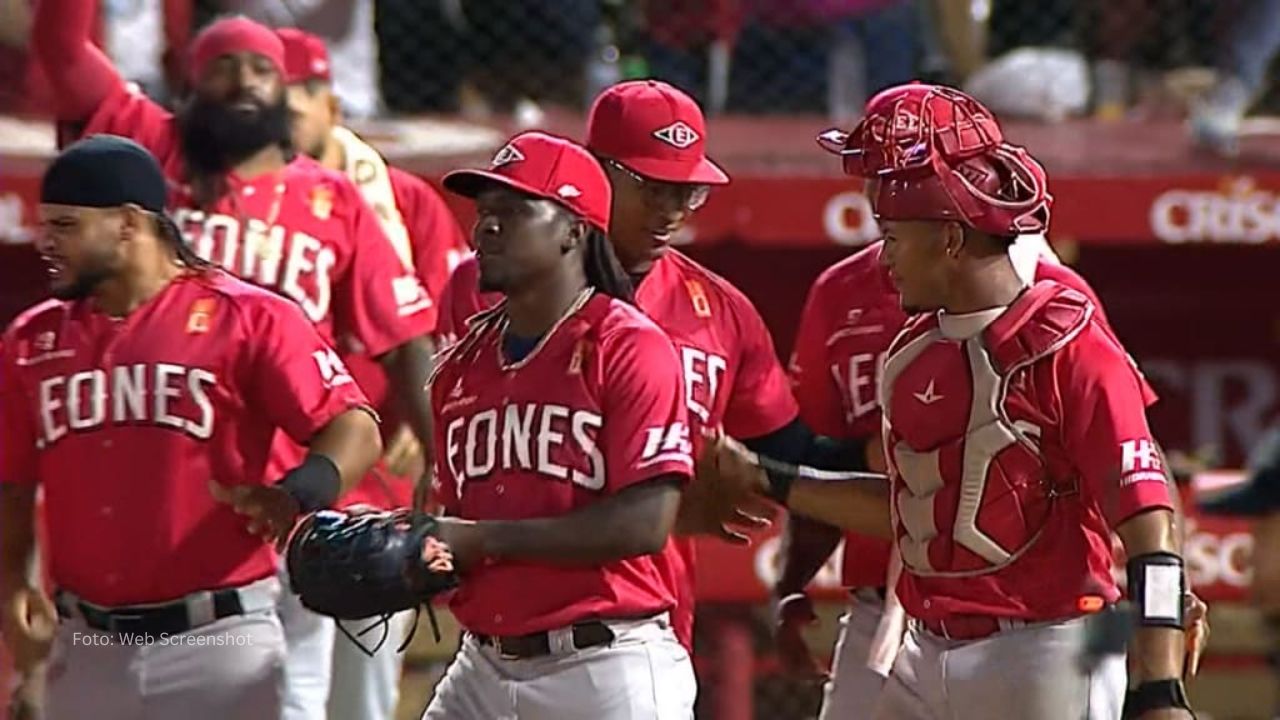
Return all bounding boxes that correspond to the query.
[818,82,1051,237]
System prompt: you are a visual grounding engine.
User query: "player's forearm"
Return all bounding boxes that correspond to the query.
[380,336,436,466]
[1117,507,1187,682]
[309,408,383,496]
[480,478,682,566]
[774,515,843,596]
[33,0,121,121]
[0,485,39,595]
[786,480,893,538]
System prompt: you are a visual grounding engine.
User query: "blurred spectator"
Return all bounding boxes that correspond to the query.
[375,0,465,113]
[639,0,743,110]
[1192,0,1280,155]
[376,0,598,116]
[216,0,381,117]
[101,0,188,104]
[759,0,920,119]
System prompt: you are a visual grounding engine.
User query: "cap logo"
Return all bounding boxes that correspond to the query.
[312,59,328,75]
[556,184,582,199]
[491,144,525,168]
[653,121,700,149]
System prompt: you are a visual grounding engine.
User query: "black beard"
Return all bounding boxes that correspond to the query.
[177,94,291,177]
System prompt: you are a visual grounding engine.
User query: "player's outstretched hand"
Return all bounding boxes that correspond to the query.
[773,592,828,682]
[1184,591,1209,676]
[679,432,776,544]
[0,585,56,673]
[209,480,303,551]
[384,424,424,478]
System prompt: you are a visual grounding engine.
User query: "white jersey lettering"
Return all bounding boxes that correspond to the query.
[174,209,336,323]
[36,363,219,446]
[681,346,727,424]
[446,403,605,489]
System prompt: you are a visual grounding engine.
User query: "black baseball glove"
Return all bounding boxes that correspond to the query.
[285,508,459,651]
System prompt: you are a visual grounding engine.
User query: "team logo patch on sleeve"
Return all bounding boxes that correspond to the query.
[1119,438,1166,486]
[186,298,216,334]
[310,186,334,220]
[685,280,712,318]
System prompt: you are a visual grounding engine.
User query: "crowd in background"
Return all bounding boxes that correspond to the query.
[1,0,1278,137]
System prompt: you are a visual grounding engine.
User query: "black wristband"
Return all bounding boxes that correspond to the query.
[1123,679,1192,718]
[277,454,341,513]
[763,470,793,506]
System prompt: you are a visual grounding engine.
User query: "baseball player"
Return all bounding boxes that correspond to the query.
[424,130,695,719]
[716,84,1195,719]
[31,3,438,480]
[778,82,1178,718]
[441,80,874,652]
[275,27,468,720]
[0,135,382,720]
[33,12,440,718]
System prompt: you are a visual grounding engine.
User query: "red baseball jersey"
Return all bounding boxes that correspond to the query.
[634,250,799,647]
[0,271,369,606]
[78,84,433,357]
[789,240,1159,590]
[437,249,798,645]
[431,293,693,636]
[338,166,469,509]
[881,281,1172,622]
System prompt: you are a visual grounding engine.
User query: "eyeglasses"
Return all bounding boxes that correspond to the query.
[603,158,711,211]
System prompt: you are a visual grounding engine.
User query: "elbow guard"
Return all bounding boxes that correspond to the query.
[1125,551,1186,629]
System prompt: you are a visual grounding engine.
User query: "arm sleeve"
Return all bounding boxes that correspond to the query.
[1059,323,1173,527]
[32,0,128,122]
[789,279,846,437]
[394,170,469,320]
[334,181,435,357]
[0,340,38,485]
[244,298,374,446]
[599,325,695,492]
[722,301,799,439]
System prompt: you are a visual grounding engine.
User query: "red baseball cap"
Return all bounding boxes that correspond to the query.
[276,28,332,84]
[443,131,612,232]
[189,17,285,83]
[587,80,729,185]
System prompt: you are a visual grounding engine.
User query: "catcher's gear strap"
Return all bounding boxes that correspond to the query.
[1123,679,1194,718]
[1126,551,1186,629]
[277,453,341,512]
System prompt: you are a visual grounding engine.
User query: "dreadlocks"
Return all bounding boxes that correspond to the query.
[582,228,634,304]
[154,213,214,270]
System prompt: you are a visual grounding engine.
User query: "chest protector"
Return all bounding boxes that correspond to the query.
[881,281,1093,577]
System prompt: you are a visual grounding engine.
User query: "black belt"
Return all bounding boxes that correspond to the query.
[473,620,616,659]
[55,589,246,637]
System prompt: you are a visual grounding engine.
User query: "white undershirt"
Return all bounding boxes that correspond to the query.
[938,306,1007,340]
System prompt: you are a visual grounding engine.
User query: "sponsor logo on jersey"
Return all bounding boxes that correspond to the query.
[35,363,217,446]
[34,331,55,352]
[312,348,355,389]
[652,121,700,149]
[568,340,587,376]
[1120,438,1166,486]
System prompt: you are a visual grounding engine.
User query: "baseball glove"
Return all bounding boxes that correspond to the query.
[285,508,459,650]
